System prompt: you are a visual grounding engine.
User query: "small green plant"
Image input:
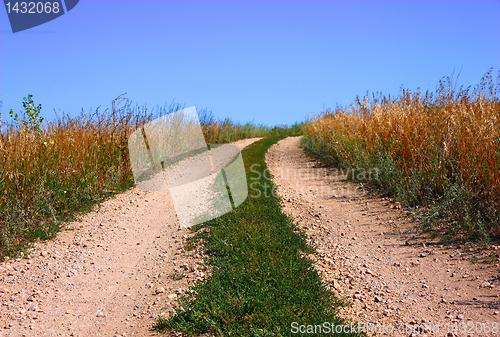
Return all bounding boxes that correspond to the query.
[482,256,497,264]
[9,94,44,133]
[169,272,186,281]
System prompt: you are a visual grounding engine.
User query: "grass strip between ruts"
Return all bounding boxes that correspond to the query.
[155,136,362,336]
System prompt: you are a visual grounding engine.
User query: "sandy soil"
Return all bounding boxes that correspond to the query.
[0,138,261,337]
[266,136,500,336]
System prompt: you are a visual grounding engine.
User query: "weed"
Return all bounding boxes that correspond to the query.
[482,256,497,264]
[9,94,44,133]
[169,273,186,281]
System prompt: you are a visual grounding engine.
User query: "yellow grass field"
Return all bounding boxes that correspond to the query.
[302,70,500,242]
[0,95,293,258]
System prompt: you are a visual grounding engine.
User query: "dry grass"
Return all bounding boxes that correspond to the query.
[0,95,293,258]
[302,69,500,242]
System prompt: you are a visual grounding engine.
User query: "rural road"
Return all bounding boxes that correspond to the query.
[1,136,499,336]
[266,136,499,336]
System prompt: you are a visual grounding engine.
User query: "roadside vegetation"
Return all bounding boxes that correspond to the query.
[302,69,500,243]
[155,137,360,336]
[198,108,303,144]
[0,95,301,258]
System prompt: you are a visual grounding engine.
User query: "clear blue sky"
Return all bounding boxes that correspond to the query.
[1,0,499,127]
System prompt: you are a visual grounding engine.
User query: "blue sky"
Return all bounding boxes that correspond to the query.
[1,0,499,127]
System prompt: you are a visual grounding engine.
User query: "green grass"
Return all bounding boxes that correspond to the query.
[155,137,361,337]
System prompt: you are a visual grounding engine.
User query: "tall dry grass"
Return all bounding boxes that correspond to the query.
[302,69,500,242]
[0,96,294,258]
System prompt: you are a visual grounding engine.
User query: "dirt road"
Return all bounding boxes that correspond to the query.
[266,136,499,336]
